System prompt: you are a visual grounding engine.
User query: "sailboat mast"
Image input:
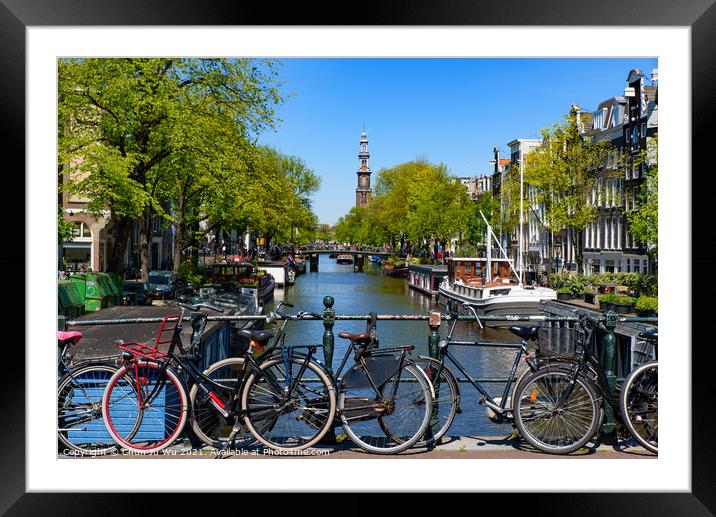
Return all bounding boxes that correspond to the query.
[519,150,524,286]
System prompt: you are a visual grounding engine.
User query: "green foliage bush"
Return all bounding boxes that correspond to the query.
[599,293,615,304]
[613,294,635,306]
[177,260,206,287]
[635,295,658,313]
[552,272,657,297]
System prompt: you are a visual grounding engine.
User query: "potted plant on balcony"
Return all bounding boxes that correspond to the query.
[599,293,616,311]
[583,286,597,305]
[635,295,658,317]
[557,287,572,301]
[613,294,635,314]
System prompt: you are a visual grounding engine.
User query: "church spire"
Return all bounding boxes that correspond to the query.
[356,129,372,208]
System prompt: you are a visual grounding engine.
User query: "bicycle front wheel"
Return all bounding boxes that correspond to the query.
[58,364,119,455]
[339,362,433,455]
[242,356,336,451]
[620,361,657,454]
[190,357,256,450]
[103,361,188,453]
[382,356,458,448]
[513,366,601,454]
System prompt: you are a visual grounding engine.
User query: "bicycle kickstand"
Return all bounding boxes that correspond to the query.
[213,419,243,460]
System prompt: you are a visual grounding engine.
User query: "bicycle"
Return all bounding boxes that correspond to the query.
[331,328,434,454]
[190,301,332,451]
[57,330,125,454]
[102,302,336,453]
[619,327,657,453]
[202,306,434,455]
[512,313,657,454]
[405,303,541,448]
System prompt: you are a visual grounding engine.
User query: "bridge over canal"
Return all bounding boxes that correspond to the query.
[297,249,392,272]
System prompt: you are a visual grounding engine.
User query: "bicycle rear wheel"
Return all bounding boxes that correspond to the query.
[620,361,657,453]
[242,356,336,451]
[190,357,256,450]
[339,362,433,454]
[58,364,119,455]
[513,365,601,454]
[103,361,188,453]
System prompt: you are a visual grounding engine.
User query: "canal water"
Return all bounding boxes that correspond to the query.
[264,255,533,438]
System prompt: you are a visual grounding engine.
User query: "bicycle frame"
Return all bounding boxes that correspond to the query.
[123,306,323,421]
[431,315,529,419]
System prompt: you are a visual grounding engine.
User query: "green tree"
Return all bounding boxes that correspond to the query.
[404,162,469,256]
[57,206,75,243]
[626,134,658,256]
[462,191,500,255]
[520,108,613,274]
[58,58,284,278]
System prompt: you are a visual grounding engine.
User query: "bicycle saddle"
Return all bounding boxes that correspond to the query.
[235,329,275,344]
[57,331,82,346]
[338,332,372,346]
[507,326,539,341]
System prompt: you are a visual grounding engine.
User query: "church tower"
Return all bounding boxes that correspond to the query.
[355,129,372,208]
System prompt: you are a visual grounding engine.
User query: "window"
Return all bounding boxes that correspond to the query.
[634,259,640,273]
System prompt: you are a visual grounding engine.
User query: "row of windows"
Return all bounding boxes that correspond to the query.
[588,257,648,274]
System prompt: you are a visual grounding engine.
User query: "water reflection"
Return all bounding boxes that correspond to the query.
[263,255,529,437]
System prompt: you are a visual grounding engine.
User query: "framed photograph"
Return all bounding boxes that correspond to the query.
[5,0,711,513]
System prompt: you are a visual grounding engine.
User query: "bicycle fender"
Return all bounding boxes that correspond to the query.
[412,358,435,399]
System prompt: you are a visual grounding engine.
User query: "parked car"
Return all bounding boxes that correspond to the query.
[148,270,177,300]
[121,281,152,306]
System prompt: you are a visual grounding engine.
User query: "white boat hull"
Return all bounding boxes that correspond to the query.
[438,278,556,318]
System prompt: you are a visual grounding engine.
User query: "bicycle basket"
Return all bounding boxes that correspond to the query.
[537,324,581,358]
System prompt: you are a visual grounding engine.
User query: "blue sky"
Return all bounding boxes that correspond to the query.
[257,58,658,225]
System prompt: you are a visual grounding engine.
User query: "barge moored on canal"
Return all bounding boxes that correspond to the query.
[408,264,447,298]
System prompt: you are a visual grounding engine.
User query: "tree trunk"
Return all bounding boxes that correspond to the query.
[173,190,185,274]
[575,229,584,274]
[140,207,151,282]
[547,230,554,279]
[106,215,132,274]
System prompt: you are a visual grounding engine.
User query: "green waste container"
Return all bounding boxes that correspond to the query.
[69,274,87,306]
[57,280,84,318]
[97,273,119,306]
[83,272,112,312]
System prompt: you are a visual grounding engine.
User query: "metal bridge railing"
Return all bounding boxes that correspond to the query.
[60,295,657,443]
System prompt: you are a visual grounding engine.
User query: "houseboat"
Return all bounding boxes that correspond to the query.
[383,261,409,278]
[438,213,556,319]
[408,264,448,298]
[438,256,556,317]
[257,261,290,288]
[336,254,353,265]
[207,263,275,303]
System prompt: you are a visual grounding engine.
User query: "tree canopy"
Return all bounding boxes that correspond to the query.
[58,58,320,276]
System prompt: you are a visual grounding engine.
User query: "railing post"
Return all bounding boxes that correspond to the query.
[426,311,442,445]
[321,295,337,443]
[428,311,441,360]
[58,315,67,331]
[322,296,335,375]
[600,310,619,443]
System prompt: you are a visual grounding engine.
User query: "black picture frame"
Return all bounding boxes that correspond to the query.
[4,0,711,514]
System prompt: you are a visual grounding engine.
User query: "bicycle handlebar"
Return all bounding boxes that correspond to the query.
[462,303,484,329]
[177,302,225,314]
